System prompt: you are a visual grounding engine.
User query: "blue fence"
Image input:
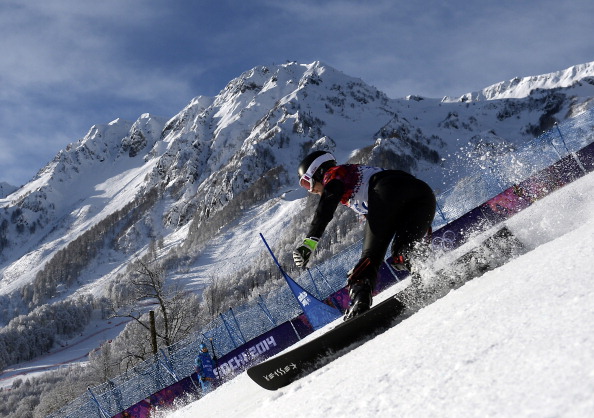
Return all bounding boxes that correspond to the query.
[50,108,594,417]
[433,117,594,227]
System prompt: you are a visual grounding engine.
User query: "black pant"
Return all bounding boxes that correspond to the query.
[360,170,436,278]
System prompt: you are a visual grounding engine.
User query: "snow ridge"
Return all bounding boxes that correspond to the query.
[445,61,594,102]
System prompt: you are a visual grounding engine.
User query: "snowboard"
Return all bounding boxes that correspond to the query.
[247,226,525,390]
[247,295,407,390]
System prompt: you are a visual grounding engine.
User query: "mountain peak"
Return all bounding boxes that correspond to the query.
[444,61,594,102]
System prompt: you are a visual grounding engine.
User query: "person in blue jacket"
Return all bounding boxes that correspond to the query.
[293,150,436,320]
[194,343,216,394]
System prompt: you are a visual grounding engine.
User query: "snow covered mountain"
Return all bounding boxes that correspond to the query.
[1,60,594,380]
[444,61,594,102]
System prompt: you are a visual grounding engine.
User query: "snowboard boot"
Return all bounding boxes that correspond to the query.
[344,258,376,321]
[344,278,373,320]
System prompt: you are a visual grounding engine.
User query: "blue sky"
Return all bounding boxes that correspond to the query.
[1,0,593,187]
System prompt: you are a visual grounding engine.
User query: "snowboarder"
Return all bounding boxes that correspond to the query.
[194,343,216,394]
[293,150,436,319]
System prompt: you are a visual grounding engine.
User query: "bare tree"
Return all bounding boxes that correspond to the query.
[88,340,118,382]
[202,275,225,317]
[110,258,200,357]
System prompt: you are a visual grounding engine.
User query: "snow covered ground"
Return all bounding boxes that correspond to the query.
[165,170,594,418]
[0,316,130,389]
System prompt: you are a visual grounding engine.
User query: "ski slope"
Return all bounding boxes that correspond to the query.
[0,317,131,389]
[166,170,594,418]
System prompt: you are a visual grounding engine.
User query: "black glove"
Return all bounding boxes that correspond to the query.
[293,237,319,268]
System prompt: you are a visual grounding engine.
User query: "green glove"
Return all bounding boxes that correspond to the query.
[293,237,319,268]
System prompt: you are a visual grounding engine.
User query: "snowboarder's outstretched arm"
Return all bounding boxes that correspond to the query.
[306,179,344,238]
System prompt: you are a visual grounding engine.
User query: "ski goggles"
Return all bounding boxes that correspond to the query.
[299,173,315,191]
[299,153,335,191]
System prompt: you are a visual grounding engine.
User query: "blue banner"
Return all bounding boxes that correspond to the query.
[260,233,342,329]
[283,272,341,329]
